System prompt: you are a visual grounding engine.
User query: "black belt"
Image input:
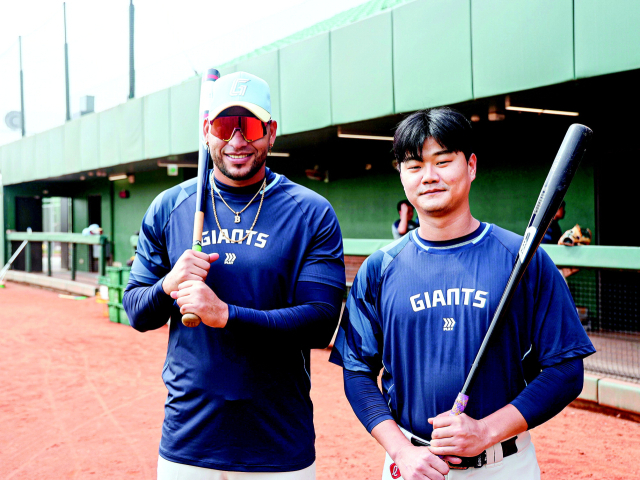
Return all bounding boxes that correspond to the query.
[410,435,519,469]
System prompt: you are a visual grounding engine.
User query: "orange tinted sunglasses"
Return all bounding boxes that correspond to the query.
[210,116,269,142]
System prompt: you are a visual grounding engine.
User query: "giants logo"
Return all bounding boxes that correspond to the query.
[230,78,250,96]
[202,229,269,248]
[410,287,488,312]
[390,463,402,479]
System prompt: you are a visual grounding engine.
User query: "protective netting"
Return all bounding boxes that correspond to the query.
[565,268,640,383]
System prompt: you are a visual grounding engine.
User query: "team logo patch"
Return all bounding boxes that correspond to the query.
[230,78,249,96]
[224,253,236,265]
[390,463,401,479]
[443,317,455,331]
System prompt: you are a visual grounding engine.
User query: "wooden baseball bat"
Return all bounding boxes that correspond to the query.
[181,68,220,328]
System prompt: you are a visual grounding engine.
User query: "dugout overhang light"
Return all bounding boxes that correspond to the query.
[108,173,128,181]
[337,127,393,141]
[505,106,579,116]
[157,162,198,168]
[505,96,579,117]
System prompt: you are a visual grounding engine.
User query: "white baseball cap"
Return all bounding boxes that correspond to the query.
[207,71,271,122]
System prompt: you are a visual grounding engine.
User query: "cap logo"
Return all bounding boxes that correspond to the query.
[230,78,250,97]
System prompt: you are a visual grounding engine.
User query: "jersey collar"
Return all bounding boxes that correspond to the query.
[411,222,492,253]
[208,167,281,196]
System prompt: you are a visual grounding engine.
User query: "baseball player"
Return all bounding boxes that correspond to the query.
[329,107,595,480]
[123,72,345,479]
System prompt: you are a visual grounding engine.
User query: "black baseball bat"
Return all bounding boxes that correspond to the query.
[182,67,220,328]
[449,123,593,415]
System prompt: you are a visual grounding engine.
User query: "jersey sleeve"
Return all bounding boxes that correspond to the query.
[329,254,384,374]
[528,249,596,368]
[297,201,346,290]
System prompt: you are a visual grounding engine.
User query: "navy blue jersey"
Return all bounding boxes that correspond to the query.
[330,223,594,440]
[128,167,345,472]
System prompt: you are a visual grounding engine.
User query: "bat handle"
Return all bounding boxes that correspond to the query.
[181,240,204,328]
[182,313,201,328]
[450,392,469,416]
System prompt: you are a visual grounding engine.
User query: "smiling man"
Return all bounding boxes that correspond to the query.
[329,107,594,480]
[123,71,345,479]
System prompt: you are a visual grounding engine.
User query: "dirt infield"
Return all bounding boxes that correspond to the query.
[1,282,640,479]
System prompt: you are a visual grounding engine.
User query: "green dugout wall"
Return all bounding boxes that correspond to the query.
[1,0,639,264]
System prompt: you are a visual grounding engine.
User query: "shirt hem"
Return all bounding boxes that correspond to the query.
[159,449,315,473]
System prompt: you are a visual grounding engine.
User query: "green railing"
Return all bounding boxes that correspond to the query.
[5,231,109,279]
[343,239,640,271]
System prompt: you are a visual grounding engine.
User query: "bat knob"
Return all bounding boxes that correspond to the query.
[182,313,201,328]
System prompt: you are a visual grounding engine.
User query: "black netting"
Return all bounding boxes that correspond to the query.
[565,268,640,382]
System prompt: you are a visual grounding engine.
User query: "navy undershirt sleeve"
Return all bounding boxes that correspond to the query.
[123,277,174,332]
[511,357,584,430]
[344,369,394,433]
[226,281,344,349]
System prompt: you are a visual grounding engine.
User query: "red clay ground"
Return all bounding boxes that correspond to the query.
[1,282,639,479]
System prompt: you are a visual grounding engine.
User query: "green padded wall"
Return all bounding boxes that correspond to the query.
[393,0,473,113]
[99,106,121,168]
[34,130,51,181]
[79,113,99,172]
[331,12,394,124]
[471,0,574,98]
[144,88,171,160]
[63,119,82,175]
[236,51,282,128]
[575,0,640,78]
[120,98,145,163]
[21,135,37,182]
[170,76,200,155]
[279,33,332,135]
[9,142,22,184]
[48,126,65,178]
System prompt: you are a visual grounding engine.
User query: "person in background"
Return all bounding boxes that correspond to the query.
[541,200,565,244]
[392,199,419,239]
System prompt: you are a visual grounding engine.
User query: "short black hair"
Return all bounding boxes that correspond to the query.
[393,107,473,167]
[396,199,412,212]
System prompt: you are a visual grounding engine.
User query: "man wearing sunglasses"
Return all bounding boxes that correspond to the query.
[123,72,346,479]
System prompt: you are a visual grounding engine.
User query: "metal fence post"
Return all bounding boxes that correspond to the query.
[25,241,31,273]
[71,242,76,281]
[47,241,52,277]
[99,237,106,276]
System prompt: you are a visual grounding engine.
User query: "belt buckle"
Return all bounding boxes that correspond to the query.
[448,460,469,471]
[449,451,487,470]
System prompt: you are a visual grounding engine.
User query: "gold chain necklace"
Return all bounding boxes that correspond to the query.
[215,178,266,223]
[211,178,266,243]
